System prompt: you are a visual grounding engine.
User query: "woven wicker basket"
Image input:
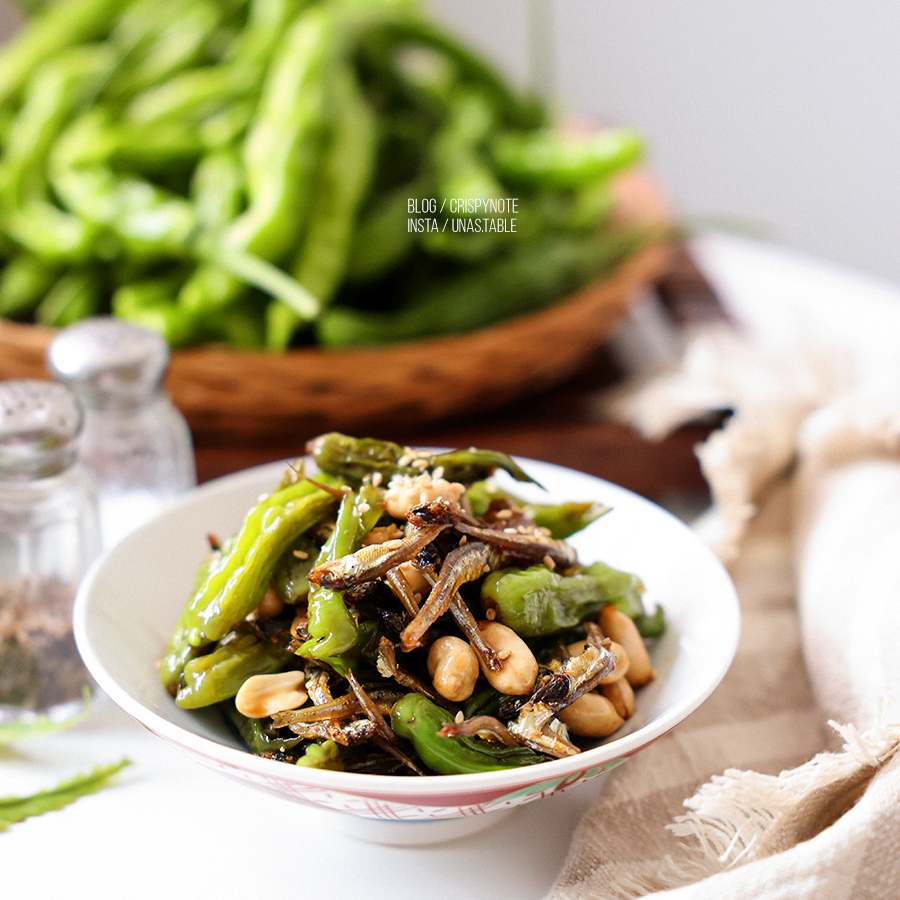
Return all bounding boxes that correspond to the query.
[0,171,672,441]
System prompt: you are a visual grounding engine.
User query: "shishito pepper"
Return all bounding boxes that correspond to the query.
[522,501,609,539]
[491,128,644,191]
[0,0,648,351]
[160,474,342,695]
[299,481,384,674]
[465,479,610,539]
[308,431,537,486]
[391,693,545,774]
[175,631,293,709]
[480,561,648,638]
[296,740,343,770]
[271,531,321,604]
[223,703,306,755]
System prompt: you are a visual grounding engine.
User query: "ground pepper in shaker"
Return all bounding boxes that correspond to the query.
[0,379,100,721]
[47,316,197,549]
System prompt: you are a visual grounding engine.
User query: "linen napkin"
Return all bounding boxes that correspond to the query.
[545,236,900,900]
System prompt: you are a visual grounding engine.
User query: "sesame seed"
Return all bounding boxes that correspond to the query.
[543,555,556,569]
[293,550,309,560]
[498,650,511,661]
[455,710,465,723]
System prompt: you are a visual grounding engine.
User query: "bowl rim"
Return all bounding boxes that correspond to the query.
[74,456,740,796]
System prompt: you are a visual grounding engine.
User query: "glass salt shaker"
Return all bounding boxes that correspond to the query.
[47,317,197,550]
[0,379,100,722]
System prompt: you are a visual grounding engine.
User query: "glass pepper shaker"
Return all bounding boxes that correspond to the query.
[0,379,100,722]
[47,317,197,550]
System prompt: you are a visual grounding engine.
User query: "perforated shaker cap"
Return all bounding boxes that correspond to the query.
[47,316,170,410]
[0,379,84,479]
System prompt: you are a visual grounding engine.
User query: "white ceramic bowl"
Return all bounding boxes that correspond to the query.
[74,456,739,843]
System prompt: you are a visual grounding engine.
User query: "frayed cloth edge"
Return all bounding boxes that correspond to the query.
[600,722,900,899]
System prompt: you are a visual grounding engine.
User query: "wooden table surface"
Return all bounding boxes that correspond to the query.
[192,244,725,507]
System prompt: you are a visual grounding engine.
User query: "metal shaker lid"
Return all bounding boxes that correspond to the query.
[47,316,170,410]
[0,379,83,479]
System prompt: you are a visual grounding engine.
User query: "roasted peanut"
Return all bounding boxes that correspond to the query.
[476,621,539,696]
[599,606,656,687]
[427,635,480,702]
[395,559,431,599]
[363,524,404,544]
[255,584,285,620]
[602,677,635,719]
[566,639,630,684]
[235,671,308,718]
[383,471,466,519]
[556,692,625,737]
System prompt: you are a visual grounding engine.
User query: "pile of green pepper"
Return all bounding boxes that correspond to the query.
[0,0,648,351]
[160,433,664,776]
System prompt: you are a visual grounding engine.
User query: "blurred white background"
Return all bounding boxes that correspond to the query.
[2,1,898,284]
[429,0,900,285]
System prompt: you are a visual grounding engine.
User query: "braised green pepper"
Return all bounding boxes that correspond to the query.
[176,631,294,709]
[391,692,545,774]
[160,474,341,694]
[299,482,384,673]
[480,561,647,638]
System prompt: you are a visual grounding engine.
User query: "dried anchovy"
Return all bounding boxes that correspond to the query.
[346,670,395,743]
[437,715,520,746]
[271,686,400,726]
[400,541,504,649]
[408,501,578,569]
[406,554,501,672]
[272,694,362,726]
[508,642,618,758]
[450,594,502,671]
[383,567,421,617]
[304,667,333,705]
[282,717,377,745]
[307,524,446,589]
